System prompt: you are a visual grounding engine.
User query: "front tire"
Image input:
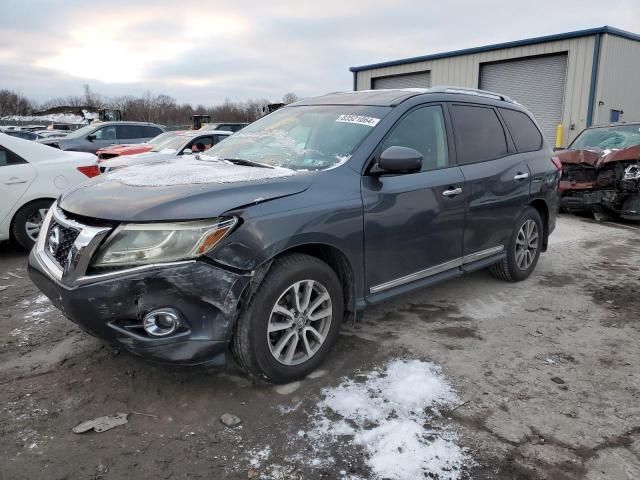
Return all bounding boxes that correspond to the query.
[232,253,344,384]
[490,207,543,282]
[11,200,53,250]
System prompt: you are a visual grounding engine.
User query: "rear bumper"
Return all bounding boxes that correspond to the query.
[28,249,252,365]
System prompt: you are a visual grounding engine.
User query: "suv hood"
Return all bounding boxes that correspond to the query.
[38,136,76,149]
[59,158,310,222]
[37,137,63,146]
[557,145,640,168]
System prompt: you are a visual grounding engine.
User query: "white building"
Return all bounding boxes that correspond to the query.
[350,26,640,146]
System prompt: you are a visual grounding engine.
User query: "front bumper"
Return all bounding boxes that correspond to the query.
[560,189,640,220]
[28,204,253,365]
[29,250,252,364]
[560,189,603,212]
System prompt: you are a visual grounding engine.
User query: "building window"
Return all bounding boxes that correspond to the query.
[610,110,622,123]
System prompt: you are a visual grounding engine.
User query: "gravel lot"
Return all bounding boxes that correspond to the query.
[1,214,639,480]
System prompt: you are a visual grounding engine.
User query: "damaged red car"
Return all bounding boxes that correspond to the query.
[96,131,184,161]
[558,123,640,220]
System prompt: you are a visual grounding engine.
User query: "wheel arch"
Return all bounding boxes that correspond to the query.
[9,197,56,242]
[528,198,549,252]
[239,242,357,322]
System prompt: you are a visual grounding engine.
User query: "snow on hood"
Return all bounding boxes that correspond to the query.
[105,158,296,187]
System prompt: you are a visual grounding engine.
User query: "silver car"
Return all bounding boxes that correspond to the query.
[37,121,165,154]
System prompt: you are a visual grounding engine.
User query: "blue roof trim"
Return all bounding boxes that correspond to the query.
[349,26,640,72]
[586,33,602,127]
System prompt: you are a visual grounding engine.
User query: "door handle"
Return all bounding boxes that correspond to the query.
[514,172,530,181]
[442,187,463,197]
[5,178,27,185]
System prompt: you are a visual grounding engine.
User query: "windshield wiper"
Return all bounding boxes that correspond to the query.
[220,157,274,169]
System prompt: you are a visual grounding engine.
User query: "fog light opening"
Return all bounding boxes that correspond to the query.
[143,310,180,337]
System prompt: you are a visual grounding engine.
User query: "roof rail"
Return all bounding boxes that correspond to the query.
[428,86,516,103]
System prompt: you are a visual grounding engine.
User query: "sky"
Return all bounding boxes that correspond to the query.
[0,0,639,107]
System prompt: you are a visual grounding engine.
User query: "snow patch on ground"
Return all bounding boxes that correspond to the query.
[2,394,51,452]
[105,158,295,187]
[308,359,469,479]
[276,400,302,414]
[247,446,271,467]
[11,296,54,347]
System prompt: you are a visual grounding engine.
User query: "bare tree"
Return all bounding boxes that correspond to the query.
[0,90,34,116]
[2,86,291,125]
[83,84,106,109]
[282,92,299,104]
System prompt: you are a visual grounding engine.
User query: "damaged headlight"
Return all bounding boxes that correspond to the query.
[92,218,237,268]
[623,164,640,181]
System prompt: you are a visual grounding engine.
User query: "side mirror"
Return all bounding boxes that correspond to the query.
[375,146,423,173]
[87,134,96,142]
[183,148,192,155]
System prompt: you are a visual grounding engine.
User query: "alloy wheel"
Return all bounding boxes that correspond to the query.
[267,279,333,366]
[25,208,49,242]
[515,219,538,270]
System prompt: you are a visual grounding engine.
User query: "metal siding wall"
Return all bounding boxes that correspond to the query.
[480,54,568,143]
[594,34,640,125]
[355,36,596,145]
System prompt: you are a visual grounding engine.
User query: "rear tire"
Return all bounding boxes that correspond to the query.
[11,199,53,250]
[490,207,543,282]
[232,253,344,384]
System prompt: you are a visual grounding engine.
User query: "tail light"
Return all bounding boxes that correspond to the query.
[551,156,562,171]
[77,165,100,178]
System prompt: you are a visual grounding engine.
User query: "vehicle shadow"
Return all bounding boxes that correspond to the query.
[0,240,27,257]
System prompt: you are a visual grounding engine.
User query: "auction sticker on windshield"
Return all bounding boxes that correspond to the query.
[336,114,380,127]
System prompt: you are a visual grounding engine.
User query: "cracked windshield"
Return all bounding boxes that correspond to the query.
[203,105,390,170]
[570,124,640,150]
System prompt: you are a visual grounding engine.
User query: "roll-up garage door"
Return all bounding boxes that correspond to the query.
[372,71,431,89]
[480,54,567,144]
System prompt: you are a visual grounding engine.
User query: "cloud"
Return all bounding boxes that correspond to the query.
[0,0,639,105]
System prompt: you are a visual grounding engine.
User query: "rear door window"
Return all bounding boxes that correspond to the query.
[499,108,542,152]
[116,125,144,140]
[450,104,508,164]
[93,126,117,141]
[379,105,449,171]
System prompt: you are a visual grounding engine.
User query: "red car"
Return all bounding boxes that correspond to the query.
[558,123,640,220]
[96,131,184,161]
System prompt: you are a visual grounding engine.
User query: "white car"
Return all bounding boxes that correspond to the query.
[0,133,100,249]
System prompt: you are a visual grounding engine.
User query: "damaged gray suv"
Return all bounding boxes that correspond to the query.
[29,88,560,383]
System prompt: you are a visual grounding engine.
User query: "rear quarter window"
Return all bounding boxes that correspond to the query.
[450,104,508,164]
[145,126,163,137]
[0,147,27,166]
[499,108,543,152]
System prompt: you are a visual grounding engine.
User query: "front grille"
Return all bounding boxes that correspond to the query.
[47,220,80,268]
[561,165,595,183]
